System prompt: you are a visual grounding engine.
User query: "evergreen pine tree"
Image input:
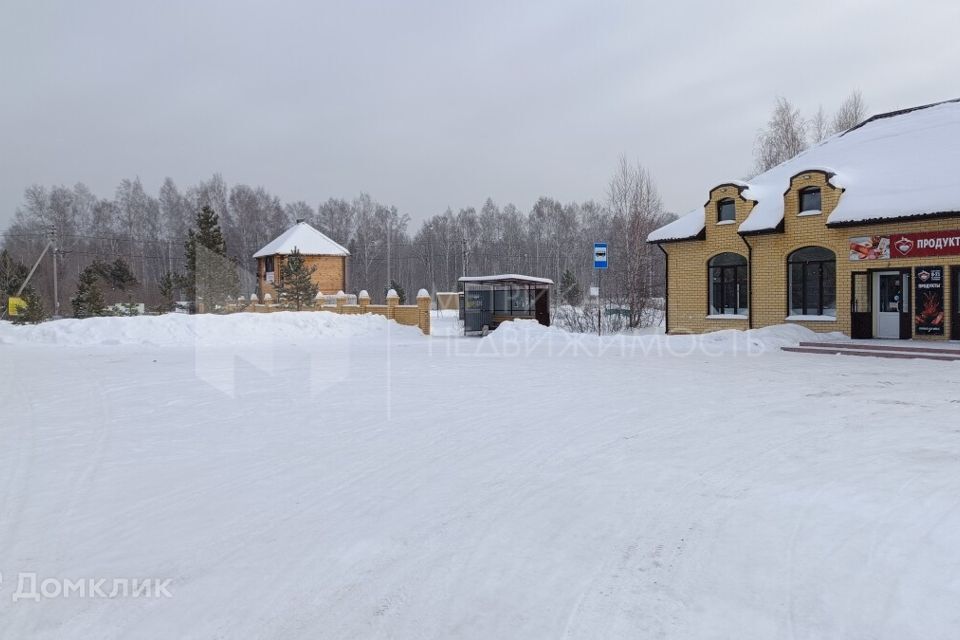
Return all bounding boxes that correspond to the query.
[1,249,29,312]
[559,269,583,306]
[183,205,239,310]
[72,265,106,318]
[155,272,178,313]
[388,279,406,304]
[274,248,318,311]
[93,258,139,293]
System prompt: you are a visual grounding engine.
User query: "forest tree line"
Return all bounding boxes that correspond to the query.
[1,90,866,327]
[0,160,674,327]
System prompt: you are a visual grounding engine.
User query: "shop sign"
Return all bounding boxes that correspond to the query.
[849,230,960,261]
[914,266,945,336]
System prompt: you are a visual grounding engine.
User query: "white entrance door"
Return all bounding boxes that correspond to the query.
[874,271,902,339]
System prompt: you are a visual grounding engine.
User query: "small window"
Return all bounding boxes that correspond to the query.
[717,199,736,222]
[264,256,275,273]
[799,187,821,213]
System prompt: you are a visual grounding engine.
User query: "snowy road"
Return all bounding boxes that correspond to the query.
[1,314,959,638]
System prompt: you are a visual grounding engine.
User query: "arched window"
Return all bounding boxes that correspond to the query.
[708,253,748,315]
[788,247,836,316]
[799,187,822,213]
[717,198,736,222]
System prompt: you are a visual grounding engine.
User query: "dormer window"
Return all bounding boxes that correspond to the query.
[799,187,822,214]
[717,198,736,223]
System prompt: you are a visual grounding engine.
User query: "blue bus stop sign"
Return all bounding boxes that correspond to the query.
[593,243,608,269]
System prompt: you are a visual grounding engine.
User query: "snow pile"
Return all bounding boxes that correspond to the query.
[0,311,420,347]
[481,319,844,356]
[649,99,960,240]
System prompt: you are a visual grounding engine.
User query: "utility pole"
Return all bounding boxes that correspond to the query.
[461,237,467,279]
[386,218,392,287]
[49,225,60,318]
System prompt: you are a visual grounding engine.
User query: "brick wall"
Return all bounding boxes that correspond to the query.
[661,172,959,340]
[257,255,346,299]
[246,290,432,335]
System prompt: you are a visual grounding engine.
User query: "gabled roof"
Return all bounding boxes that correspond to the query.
[459,274,554,285]
[649,98,960,242]
[253,221,350,258]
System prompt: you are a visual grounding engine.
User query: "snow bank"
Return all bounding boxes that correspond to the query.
[481,319,843,355]
[0,311,419,347]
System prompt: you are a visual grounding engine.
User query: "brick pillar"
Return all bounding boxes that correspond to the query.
[336,290,346,314]
[386,289,399,319]
[358,290,370,313]
[314,291,324,310]
[416,289,431,335]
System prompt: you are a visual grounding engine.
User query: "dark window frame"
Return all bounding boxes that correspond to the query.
[788,247,836,316]
[717,198,736,223]
[708,253,748,315]
[798,187,822,213]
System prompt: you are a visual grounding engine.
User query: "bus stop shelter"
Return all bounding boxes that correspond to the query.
[458,274,553,335]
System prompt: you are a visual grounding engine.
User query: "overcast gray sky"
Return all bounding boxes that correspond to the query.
[1,0,958,229]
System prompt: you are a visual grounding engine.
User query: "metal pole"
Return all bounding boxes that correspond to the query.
[15,242,52,298]
[597,268,601,337]
[50,226,60,318]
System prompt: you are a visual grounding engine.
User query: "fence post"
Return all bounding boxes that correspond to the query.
[336,290,346,314]
[417,289,431,335]
[314,291,324,310]
[386,288,399,319]
[358,290,370,313]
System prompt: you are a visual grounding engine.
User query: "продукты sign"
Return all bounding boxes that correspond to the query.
[849,229,960,261]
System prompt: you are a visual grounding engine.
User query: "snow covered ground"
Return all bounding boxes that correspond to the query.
[1,313,959,639]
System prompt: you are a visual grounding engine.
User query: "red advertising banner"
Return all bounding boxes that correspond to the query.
[849,230,960,261]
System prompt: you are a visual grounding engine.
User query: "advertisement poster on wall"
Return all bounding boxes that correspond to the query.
[914,266,945,336]
[850,229,960,261]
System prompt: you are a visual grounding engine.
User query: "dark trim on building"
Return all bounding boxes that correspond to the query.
[645,228,707,245]
[826,210,960,228]
[783,168,836,186]
[841,97,960,136]
[738,219,785,237]
[655,243,669,333]
[739,234,754,329]
[703,182,758,209]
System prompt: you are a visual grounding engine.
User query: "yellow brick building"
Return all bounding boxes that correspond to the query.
[649,99,960,341]
[254,220,349,299]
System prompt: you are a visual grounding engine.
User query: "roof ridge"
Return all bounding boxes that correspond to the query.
[841,97,960,136]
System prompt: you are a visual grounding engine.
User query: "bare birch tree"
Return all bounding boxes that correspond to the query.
[607,157,669,328]
[810,105,830,143]
[753,97,808,175]
[831,90,867,133]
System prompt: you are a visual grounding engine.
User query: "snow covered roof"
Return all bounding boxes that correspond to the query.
[459,274,554,285]
[649,98,960,241]
[253,221,350,258]
[647,208,707,242]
